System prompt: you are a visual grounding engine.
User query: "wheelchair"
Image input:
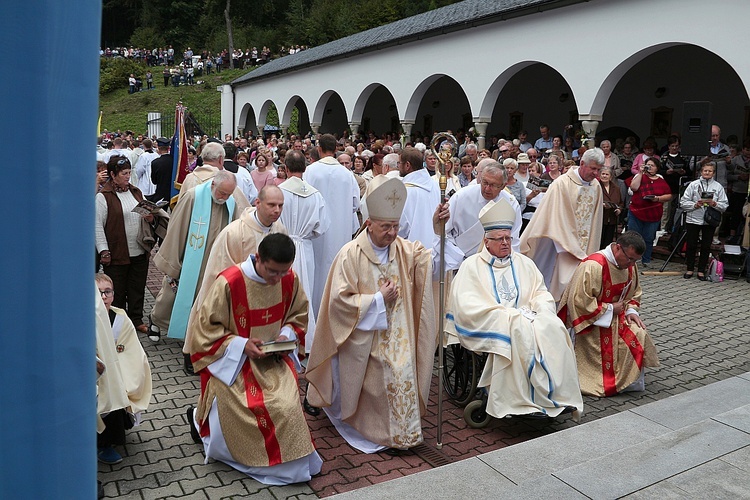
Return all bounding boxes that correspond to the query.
[442,343,491,428]
[442,343,575,428]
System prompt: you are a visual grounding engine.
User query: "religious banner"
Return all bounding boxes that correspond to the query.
[170,102,190,198]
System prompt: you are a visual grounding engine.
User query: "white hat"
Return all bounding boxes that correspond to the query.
[366,178,407,222]
[479,198,515,231]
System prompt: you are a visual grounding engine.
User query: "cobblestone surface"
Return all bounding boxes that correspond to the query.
[99,252,750,498]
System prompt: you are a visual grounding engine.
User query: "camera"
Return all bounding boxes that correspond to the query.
[700,192,714,200]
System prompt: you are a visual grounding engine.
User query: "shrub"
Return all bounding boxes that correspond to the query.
[100,57,149,95]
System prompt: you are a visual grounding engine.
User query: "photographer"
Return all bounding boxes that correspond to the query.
[679,161,729,280]
[625,157,672,267]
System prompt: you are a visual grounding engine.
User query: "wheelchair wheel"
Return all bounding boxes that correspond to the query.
[442,344,477,407]
[464,399,491,429]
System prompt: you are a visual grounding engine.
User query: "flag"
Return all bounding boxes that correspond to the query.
[97,111,102,137]
[170,103,190,198]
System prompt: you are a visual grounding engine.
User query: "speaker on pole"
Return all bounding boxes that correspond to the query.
[680,101,711,157]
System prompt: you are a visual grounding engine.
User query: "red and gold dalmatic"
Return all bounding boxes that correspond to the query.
[189,265,313,467]
[558,252,659,396]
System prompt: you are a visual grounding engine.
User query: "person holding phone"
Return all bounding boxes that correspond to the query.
[625,157,672,267]
[679,161,729,280]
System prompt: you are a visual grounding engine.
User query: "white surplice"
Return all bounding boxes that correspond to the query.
[303,156,360,316]
[279,176,331,353]
[399,168,441,247]
[133,151,159,196]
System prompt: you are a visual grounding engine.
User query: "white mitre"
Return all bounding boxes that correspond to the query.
[479,198,515,232]
[366,177,407,221]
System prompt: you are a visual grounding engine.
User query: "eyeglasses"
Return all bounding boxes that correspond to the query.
[99,289,114,297]
[486,236,512,243]
[481,181,504,190]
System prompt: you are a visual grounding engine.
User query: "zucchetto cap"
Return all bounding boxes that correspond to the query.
[366,178,407,222]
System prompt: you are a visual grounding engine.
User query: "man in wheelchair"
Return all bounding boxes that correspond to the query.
[446,198,583,420]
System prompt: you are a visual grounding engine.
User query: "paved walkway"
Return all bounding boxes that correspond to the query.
[98,254,750,499]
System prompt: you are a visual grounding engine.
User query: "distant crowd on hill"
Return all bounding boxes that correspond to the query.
[101,45,309,70]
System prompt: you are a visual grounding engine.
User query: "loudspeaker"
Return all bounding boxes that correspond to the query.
[680,101,711,157]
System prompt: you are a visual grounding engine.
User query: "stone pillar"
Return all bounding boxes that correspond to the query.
[473,121,489,151]
[310,123,320,138]
[280,125,288,140]
[218,84,234,139]
[349,122,360,141]
[401,121,414,143]
[579,114,602,149]
[257,124,265,138]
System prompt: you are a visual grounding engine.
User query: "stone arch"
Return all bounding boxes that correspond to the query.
[237,102,256,135]
[312,91,348,134]
[479,62,578,138]
[257,99,279,130]
[596,43,750,143]
[404,74,471,137]
[352,83,399,135]
[281,95,312,136]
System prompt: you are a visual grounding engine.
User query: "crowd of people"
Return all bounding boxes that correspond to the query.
[93,122,748,488]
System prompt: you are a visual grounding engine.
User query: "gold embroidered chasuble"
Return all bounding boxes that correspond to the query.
[189,267,313,467]
[306,231,436,449]
[184,207,286,354]
[558,252,659,396]
[520,168,603,300]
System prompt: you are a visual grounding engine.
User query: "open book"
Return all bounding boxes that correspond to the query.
[259,339,297,354]
[132,199,168,216]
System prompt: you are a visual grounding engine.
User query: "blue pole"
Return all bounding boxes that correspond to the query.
[0,2,102,498]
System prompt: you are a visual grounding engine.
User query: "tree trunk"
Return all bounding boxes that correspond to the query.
[224,0,234,70]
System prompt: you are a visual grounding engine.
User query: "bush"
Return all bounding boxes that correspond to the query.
[100,57,149,95]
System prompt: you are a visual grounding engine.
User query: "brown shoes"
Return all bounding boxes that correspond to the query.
[135,324,149,334]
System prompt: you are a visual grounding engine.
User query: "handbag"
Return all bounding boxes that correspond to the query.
[703,206,722,227]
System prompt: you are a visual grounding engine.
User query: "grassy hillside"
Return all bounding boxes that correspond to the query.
[99,68,247,135]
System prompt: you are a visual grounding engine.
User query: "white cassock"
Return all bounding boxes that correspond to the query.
[133,151,159,196]
[446,248,583,420]
[279,176,330,353]
[445,184,522,260]
[234,166,259,204]
[303,156,360,315]
[399,169,441,247]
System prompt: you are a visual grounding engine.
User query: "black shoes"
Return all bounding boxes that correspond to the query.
[683,272,693,279]
[186,406,201,444]
[184,354,195,376]
[303,395,321,416]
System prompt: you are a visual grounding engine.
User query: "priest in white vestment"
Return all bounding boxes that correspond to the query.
[183,186,287,364]
[445,162,522,261]
[446,199,583,420]
[520,148,604,301]
[278,150,330,353]
[132,139,159,198]
[306,178,436,453]
[398,147,442,247]
[303,134,360,316]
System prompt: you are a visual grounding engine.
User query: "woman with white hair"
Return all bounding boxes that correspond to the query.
[503,158,527,212]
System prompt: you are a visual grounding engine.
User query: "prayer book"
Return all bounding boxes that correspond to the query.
[132,199,168,216]
[259,339,297,354]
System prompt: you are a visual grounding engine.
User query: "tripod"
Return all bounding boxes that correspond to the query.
[660,210,687,272]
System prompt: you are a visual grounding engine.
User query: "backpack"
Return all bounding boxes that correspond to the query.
[707,257,724,282]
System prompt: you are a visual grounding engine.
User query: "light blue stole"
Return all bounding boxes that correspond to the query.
[168,181,236,339]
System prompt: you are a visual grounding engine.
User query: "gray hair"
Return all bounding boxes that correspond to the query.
[413,142,427,154]
[201,142,225,162]
[213,169,236,189]
[482,162,507,183]
[383,153,400,171]
[581,147,605,166]
[502,158,517,170]
[466,143,478,153]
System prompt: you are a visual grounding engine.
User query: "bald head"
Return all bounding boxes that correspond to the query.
[338,153,352,170]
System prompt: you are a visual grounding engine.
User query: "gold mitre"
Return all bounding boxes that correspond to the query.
[479,198,515,231]
[366,178,407,222]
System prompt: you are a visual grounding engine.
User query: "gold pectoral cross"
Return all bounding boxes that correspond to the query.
[188,216,207,249]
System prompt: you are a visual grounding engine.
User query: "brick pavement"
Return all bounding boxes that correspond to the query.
[99,252,750,498]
